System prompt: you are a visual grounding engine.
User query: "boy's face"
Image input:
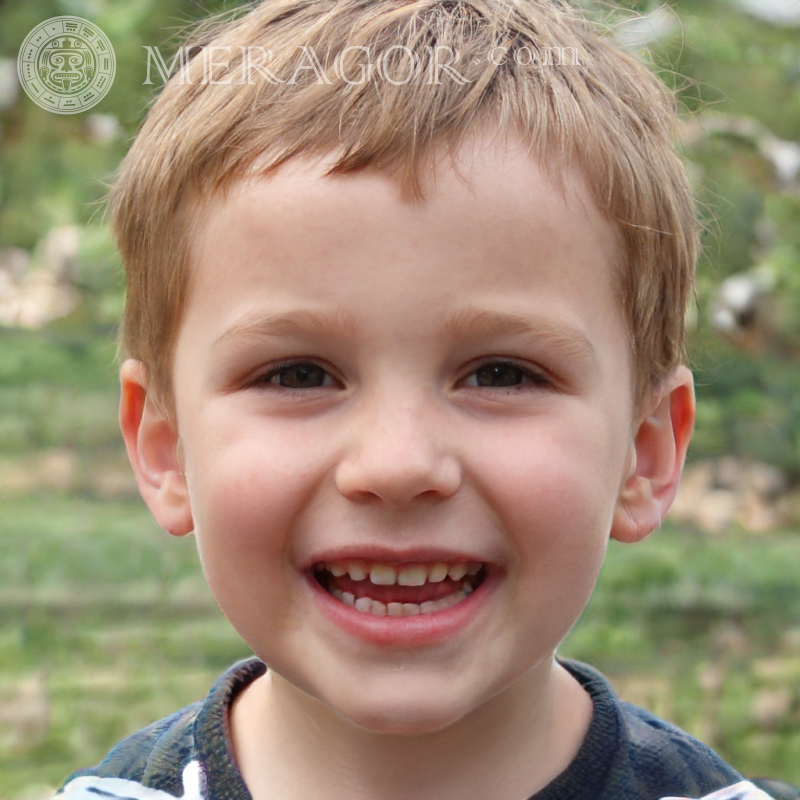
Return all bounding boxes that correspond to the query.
[127,134,691,735]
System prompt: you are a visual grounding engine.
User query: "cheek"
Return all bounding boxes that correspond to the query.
[184,410,328,535]
[184,434,324,600]
[475,424,622,538]
[188,450,314,650]
[468,419,621,618]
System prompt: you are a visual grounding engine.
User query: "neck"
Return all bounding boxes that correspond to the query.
[231,657,593,800]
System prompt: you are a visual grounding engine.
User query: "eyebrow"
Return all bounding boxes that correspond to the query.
[213,308,360,349]
[213,306,597,366]
[442,307,597,366]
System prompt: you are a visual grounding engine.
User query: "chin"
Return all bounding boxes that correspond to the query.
[326,685,479,736]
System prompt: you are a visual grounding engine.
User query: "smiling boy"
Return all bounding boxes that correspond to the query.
[53,1,778,799]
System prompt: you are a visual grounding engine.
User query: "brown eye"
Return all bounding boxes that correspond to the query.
[268,363,330,388]
[462,361,551,390]
[474,363,526,387]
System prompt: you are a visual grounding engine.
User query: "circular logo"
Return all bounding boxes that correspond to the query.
[17,16,115,114]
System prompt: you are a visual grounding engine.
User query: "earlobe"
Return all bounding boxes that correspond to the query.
[610,366,695,544]
[119,359,194,537]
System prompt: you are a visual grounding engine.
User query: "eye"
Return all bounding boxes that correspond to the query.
[263,362,334,389]
[462,361,549,389]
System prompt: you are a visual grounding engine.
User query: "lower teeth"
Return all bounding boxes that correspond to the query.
[331,588,469,617]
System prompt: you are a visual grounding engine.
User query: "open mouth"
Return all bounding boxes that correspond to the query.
[312,560,486,618]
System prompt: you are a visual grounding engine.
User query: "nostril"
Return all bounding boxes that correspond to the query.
[334,452,462,507]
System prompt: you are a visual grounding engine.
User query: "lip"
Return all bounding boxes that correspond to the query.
[301,545,492,570]
[305,563,500,647]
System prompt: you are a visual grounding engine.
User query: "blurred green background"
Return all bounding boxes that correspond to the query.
[1,0,799,797]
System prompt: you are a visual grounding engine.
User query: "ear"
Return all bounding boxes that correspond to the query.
[611,366,695,544]
[119,359,194,537]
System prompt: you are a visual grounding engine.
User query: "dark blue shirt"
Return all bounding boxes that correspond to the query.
[55,658,791,800]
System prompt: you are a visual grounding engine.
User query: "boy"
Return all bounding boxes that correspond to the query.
[53,1,786,799]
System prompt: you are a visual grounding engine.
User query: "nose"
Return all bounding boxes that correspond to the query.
[334,391,462,507]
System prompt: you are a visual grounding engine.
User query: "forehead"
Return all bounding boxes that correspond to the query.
[182,134,625,370]
[192,134,619,285]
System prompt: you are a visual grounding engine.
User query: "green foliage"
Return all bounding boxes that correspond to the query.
[563,528,800,786]
[0,495,252,798]
[0,0,234,247]
[597,0,800,472]
[0,328,119,453]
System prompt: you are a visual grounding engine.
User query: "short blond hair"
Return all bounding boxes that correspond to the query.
[111,0,697,408]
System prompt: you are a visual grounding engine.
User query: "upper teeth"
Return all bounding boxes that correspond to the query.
[322,560,482,586]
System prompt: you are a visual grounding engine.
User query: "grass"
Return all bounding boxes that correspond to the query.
[0,495,251,799]
[563,531,800,784]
